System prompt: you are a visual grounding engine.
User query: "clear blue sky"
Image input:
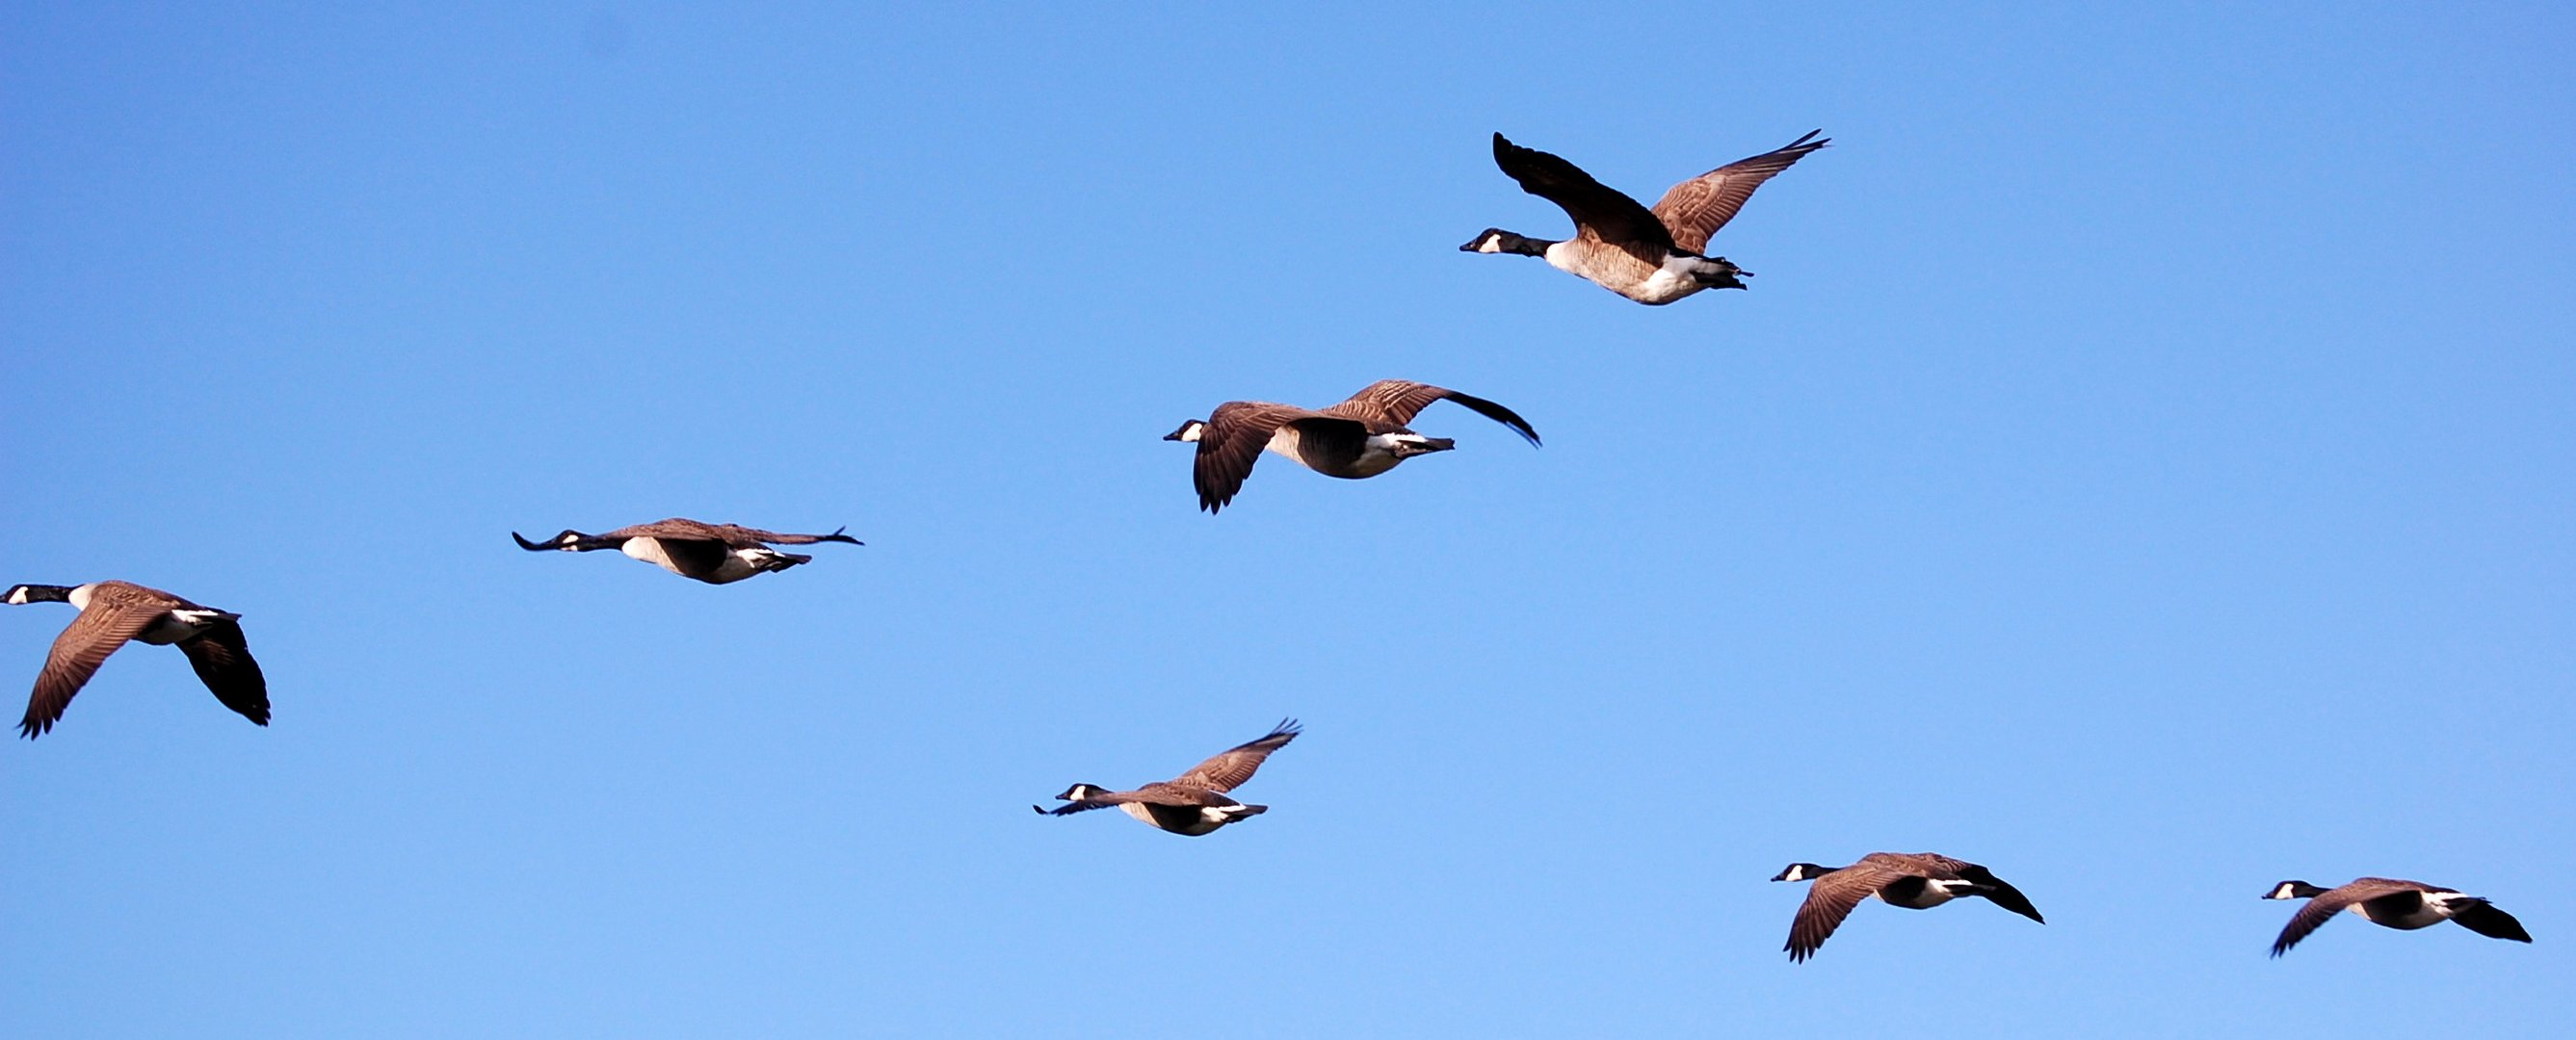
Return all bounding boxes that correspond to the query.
[5,3,2571,1036]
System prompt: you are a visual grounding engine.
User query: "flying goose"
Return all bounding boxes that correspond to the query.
[1035,718,1300,836]
[1772,852,2046,962]
[1462,130,1827,304]
[6,582,270,739]
[2264,878,2533,956]
[1165,379,1539,513]
[511,518,861,585]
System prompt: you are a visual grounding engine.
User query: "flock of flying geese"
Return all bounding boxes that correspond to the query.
[10,130,2535,963]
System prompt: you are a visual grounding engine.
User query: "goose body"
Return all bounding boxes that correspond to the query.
[1464,130,1827,304]
[512,518,861,585]
[1166,379,1539,513]
[6,581,271,739]
[1036,719,1300,837]
[2264,878,2533,956]
[1771,852,2045,962]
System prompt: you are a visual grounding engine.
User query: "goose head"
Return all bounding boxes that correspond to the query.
[1459,228,1549,256]
[5,584,75,606]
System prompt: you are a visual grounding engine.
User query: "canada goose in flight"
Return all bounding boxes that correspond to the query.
[1035,718,1300,836]
[2263,878,2532,956]
[1165,379,1539,513]
[1771,852,2045,962]
[6,582,270,739]
[1462,130,1827,304]
[511,518,861,585]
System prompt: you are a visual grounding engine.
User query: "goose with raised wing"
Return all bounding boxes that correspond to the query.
[1035,719,1300,836]
[1771,852,2045,962]
[1165,379,1539,513]
[2263,877,2532,956]
[1462,130,1827,304]
[6,581,270,739]
[512,518,861,585]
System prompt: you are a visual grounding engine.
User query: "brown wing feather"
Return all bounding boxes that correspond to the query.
[176,620,270,726]
[605,518,724,541]
[1323,380,1541,446]
[20,591,165,738]
[2273,878,2424,956]
[1192,403,1335,513]
[1650,130,1827,254]
[1491,133,1673,256]
[705,523,862,547]
[1170,718,1301,793]
[1786,865,1900,962]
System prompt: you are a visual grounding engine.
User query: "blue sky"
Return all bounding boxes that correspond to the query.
[4,3,2570,1036]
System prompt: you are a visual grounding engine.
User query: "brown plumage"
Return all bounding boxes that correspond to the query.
[1467,131,1827,304]
[1774,852,2045,962]
[1648,133,1830,255]
[511,517,861,584]
[8,581,270,739]
[2266,877,2534,956]
[1169,379,1540,513]
[1035,719,1301,836]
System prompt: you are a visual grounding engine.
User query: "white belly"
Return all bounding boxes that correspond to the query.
[621,537,775,583]
[1630,262,1711,304]
[1261,426,1306,463]
[620,537,682,573]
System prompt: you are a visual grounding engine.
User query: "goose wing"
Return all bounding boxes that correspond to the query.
[19,585,171,739]
[176,619,271,726]
[1491,133,1672,257]
[1323,380,1541,446]
[605,518,726,541]
[2272,878,2425,956]
[707,524,863,547]
[1170,718,1301,793]
[2450,899,2534,943]
[1192,403,1359,513]
[1649,130,1827,254]
[1785,863,1901,962]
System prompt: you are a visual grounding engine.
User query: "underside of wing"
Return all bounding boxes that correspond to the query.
[177,619,271,726]
[1787,868,1891,962]
[2273,883,2400,956]
[1193,403,1337,513]
[21,604,161,739]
